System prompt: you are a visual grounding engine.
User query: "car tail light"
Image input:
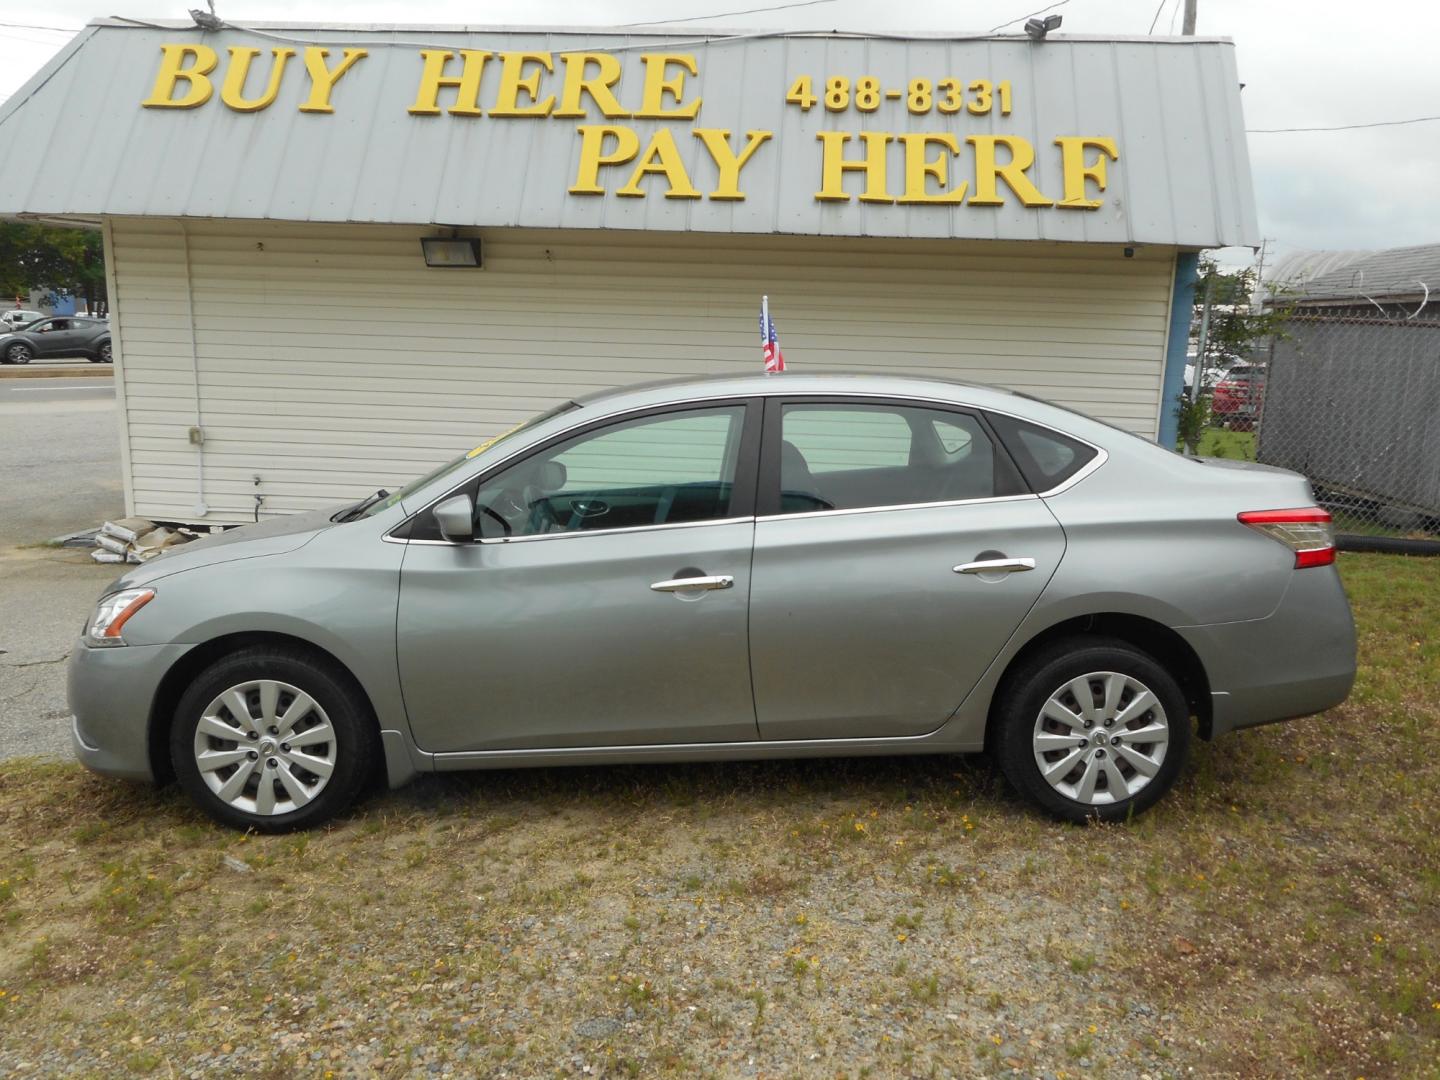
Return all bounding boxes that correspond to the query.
[1237,508,1335,568]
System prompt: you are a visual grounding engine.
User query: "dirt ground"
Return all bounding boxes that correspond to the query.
[0,553,1436,1079]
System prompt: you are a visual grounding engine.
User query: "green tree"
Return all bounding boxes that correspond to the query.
[1190,255,1289,377]
[0,221,107,313]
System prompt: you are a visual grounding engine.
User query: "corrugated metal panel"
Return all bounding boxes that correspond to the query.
[0,23,1257,247]
[108,217,1172,524]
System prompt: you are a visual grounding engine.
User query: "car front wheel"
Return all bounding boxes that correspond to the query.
[4,343,32,364]
[992,638,1190,823]
[170,647,378,832]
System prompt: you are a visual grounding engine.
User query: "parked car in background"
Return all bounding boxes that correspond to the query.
[0,315,111,364]
[1211,364,1267,428]
[67,373,1356,832]
[0,309,44,332]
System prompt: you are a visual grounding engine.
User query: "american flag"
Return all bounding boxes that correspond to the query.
[759,295,785,373]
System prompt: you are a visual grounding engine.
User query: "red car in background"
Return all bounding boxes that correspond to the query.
[1211,364,1266,428]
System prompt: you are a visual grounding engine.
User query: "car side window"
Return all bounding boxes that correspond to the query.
[472,406,747,538]
[985,413,1099,491]
[772,403,1019,514]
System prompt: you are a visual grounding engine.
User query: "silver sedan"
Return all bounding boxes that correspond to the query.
[68,374,1356,830]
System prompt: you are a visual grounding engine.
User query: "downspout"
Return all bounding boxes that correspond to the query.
[180,220,208,518]
[1156,251,1199,450]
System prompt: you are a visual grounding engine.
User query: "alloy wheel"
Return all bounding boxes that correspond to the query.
[7,344,31,364]
[192,679,338,816]
[1031,671,1170,806]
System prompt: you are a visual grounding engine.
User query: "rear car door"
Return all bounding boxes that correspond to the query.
[396,400,763,753]
[748,397,1069,741]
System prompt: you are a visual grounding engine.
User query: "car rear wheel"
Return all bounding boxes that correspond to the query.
[4,343,32,364]
[92,342,113,363]
[170,647,378,832]
[992,638,1190,823]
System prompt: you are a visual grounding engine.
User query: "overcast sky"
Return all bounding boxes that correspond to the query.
[4,0,1437,271]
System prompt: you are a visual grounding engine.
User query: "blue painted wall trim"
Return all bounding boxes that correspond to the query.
[1157,251,1199,449]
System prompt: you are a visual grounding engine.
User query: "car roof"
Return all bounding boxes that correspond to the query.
[565,370,1144,452]
[573,370,1019,409]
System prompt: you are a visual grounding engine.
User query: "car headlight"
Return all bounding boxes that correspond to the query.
[85,588,155,647]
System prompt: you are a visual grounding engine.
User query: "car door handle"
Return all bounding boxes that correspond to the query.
[650,575,734,593]
[953,558,1036,575]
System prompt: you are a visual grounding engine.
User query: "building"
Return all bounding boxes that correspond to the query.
[1258,243,1440,527]
[0,19,1257,525]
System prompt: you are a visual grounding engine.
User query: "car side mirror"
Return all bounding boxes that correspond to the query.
[433,494,475,543]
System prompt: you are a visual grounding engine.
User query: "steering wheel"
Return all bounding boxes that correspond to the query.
[523,484,560,534]
[477,503,512,537]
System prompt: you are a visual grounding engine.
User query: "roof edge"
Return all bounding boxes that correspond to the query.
[84,18,1235,45]
[0,25,97,130]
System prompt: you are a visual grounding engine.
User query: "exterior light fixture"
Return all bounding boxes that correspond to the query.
[1024,14,1062,39]
[421,237,483,268]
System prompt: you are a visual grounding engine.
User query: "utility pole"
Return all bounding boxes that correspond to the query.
[1252,239,1270,314]
[1182,0,1197,35]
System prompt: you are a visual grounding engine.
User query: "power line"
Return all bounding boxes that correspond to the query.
[987,0,1071,34]
[1147,0,1171,34]
[1248,114,1440,133]
[0,20,78,34]
[619,0,837,27]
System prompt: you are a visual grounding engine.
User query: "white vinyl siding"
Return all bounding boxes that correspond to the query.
[106,217,1174,525]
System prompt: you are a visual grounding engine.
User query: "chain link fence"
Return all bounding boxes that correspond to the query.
[1182,291,1440,542]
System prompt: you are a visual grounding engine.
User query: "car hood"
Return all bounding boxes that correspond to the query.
[102,505,346,594]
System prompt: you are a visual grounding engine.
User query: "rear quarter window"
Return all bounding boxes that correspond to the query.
[986,413,1099,492]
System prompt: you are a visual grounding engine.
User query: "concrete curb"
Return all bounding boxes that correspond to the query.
[0,365,113,380]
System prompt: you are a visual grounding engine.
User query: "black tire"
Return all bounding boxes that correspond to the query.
[97,340,113,364]
[170,646,379,832]
[991,637,1191,824]
[4,343,32,365]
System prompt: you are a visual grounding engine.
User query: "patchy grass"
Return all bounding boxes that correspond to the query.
[1192,427,1257,460]
[0,553,1437,1077]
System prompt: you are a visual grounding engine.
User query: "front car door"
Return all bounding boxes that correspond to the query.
[22,318,60,355]
[748,396,1073,741]
[29,318,89,357]
[397,400,762,753]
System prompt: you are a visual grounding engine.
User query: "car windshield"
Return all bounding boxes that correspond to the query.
[355,400,580,518]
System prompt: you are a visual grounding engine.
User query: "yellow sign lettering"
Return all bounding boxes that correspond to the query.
[967,135,1053,208]
[141,44,218,109]
[219,47,295,113]
[618,129,701,199]
[490,52,555,117]
[693,129,772,200]
[635,54,701,119]
[896,133,967,204]
[814,131,894,204]
[409,50,491,117]
[570,124,642,195]
[299,48,367,114]
[1055,136,1119,209]
[553,52,630,119]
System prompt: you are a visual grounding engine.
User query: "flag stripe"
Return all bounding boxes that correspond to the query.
[759,301,785,373]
